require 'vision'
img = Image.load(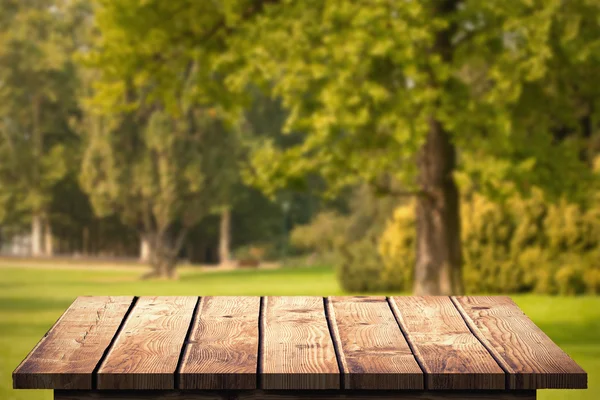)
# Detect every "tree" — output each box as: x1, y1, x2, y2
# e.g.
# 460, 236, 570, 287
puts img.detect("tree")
81, 0, 270, 272
0, 0, 83, 256
79, 99, 237, 277
83, 0, 599, 292
225, 0, 598, 294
